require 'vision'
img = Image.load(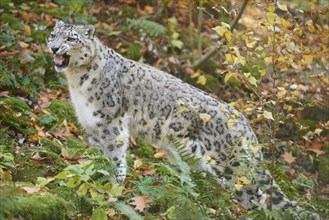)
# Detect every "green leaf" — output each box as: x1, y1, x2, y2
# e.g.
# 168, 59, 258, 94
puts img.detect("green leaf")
77, 183, 89, 196
248, 76, 257, 87
108, 184, 124, 196
66, 175, 81, 188
171, 39, 184, 49
263, 110, 274, 121
54, 170, 71, 179
66, 166, 84, 175
114, 202, 143, 220
90, 188, 104, 202
36, 177, 54, 186
92, 208, 107, 220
